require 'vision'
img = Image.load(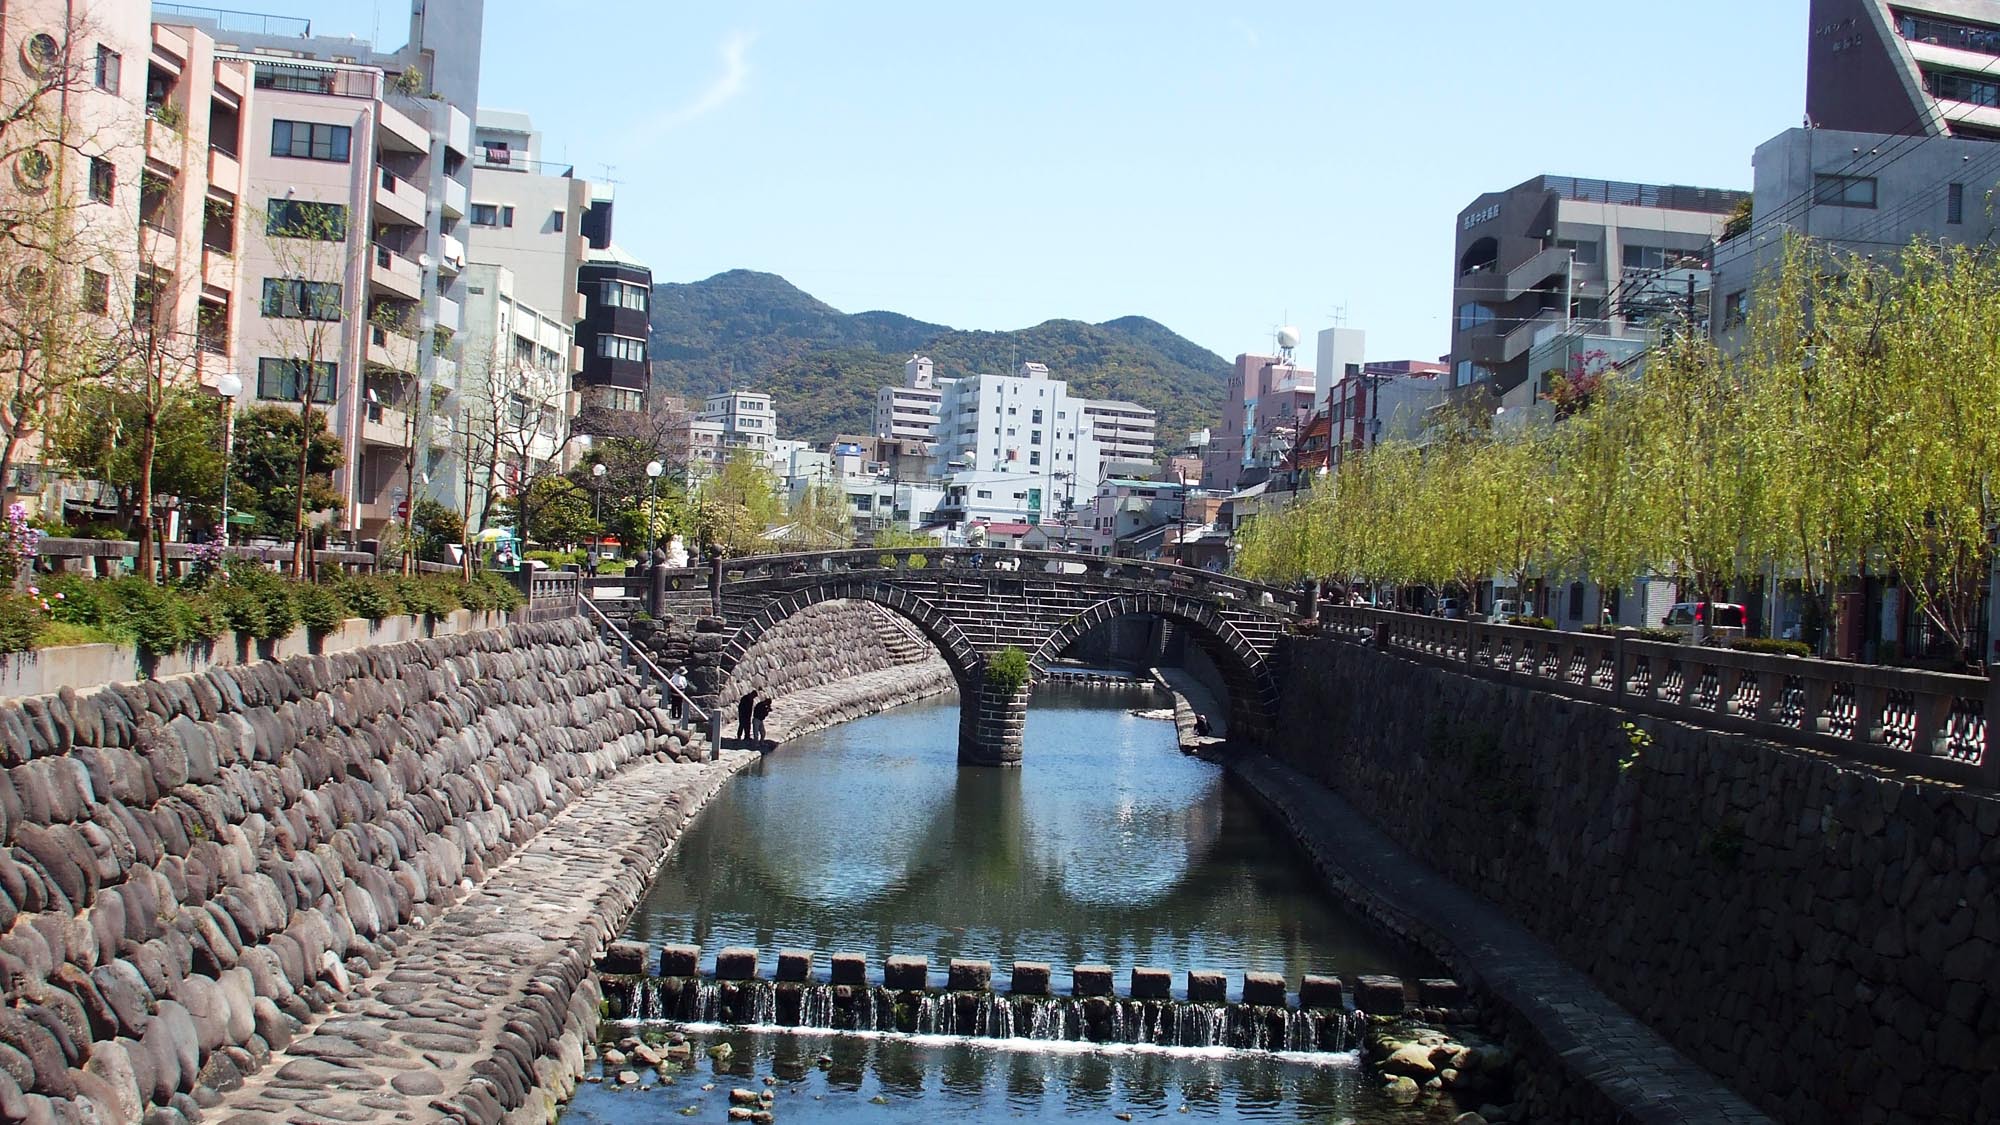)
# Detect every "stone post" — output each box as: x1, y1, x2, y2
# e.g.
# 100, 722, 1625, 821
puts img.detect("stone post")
959, 676, 1027, 766
650, 554, 668, 618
